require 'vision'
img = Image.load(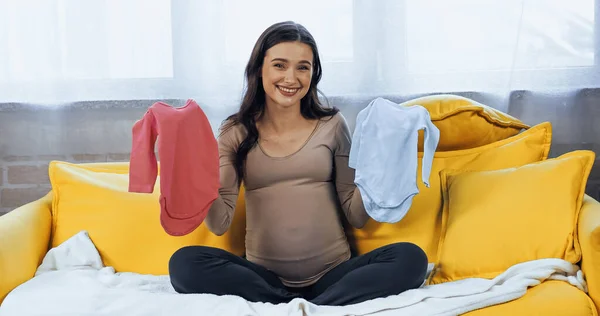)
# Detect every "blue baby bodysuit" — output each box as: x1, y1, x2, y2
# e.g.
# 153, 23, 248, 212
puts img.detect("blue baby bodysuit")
349, 97, 440, 223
